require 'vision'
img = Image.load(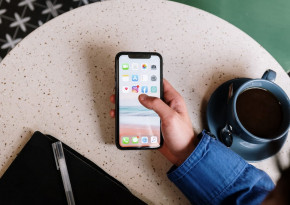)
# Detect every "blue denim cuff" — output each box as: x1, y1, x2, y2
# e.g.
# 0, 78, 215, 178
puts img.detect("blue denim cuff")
167, 130, 248, 204
167, 130, 212, 180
